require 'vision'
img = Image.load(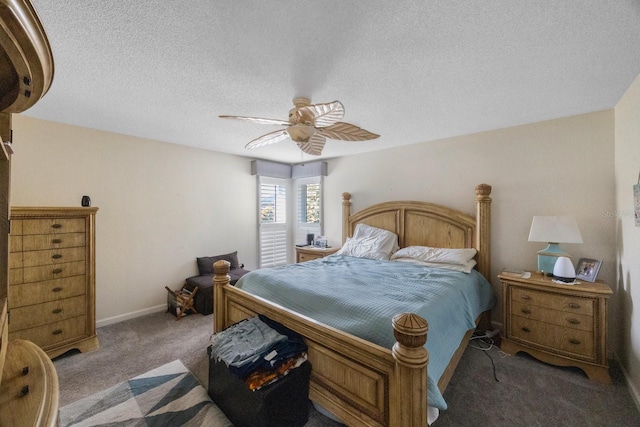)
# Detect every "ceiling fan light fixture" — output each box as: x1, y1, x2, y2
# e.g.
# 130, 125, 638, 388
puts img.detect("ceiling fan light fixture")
220, 98, 379, 156
287, 124, 316, 143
